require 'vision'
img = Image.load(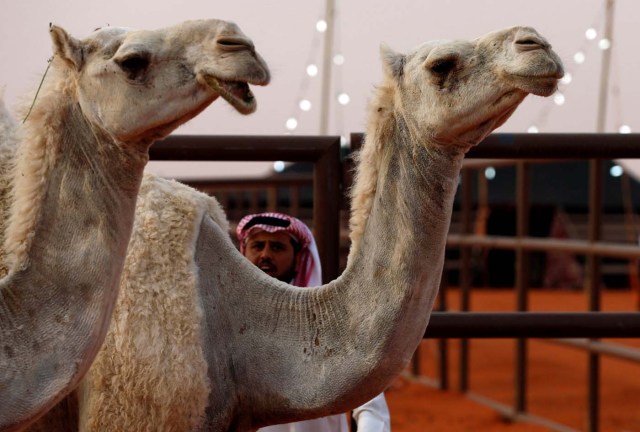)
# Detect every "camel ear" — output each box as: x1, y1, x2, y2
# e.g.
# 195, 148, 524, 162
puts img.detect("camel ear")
380, 44, 405, 80
50, 24, 85, 70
